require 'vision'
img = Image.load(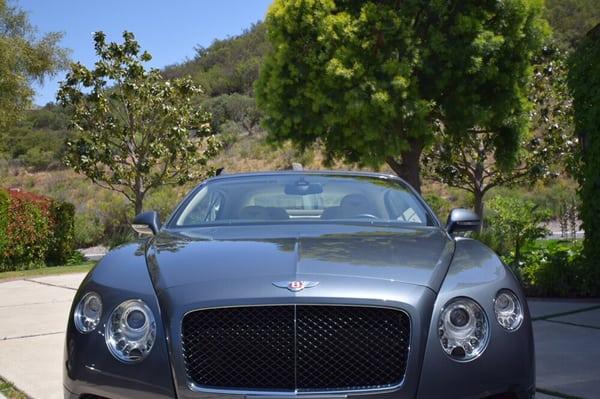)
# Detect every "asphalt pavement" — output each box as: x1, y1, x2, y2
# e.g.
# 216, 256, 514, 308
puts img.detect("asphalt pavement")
0, 273, 599, 399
